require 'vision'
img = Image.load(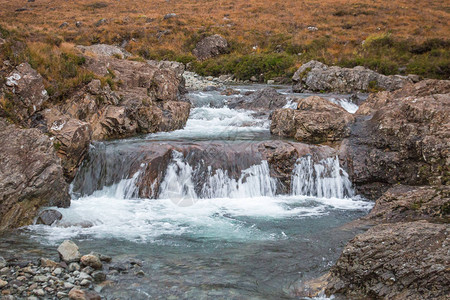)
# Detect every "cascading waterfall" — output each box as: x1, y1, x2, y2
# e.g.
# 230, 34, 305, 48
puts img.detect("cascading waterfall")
291, 155, 354, 199
158, 151, 278, 200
